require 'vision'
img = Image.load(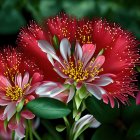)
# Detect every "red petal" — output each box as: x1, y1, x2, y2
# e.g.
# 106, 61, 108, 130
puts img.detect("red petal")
21, 110, 35, 119
31, 72, 43, 84
8, 116, 18, 130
